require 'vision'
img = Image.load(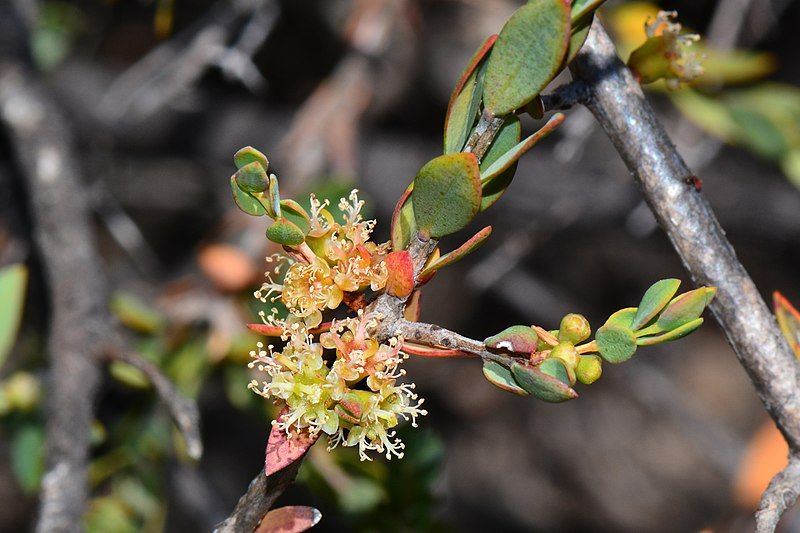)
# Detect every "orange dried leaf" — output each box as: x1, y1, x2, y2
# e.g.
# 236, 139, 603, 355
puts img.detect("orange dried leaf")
256, 506, 321, 533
